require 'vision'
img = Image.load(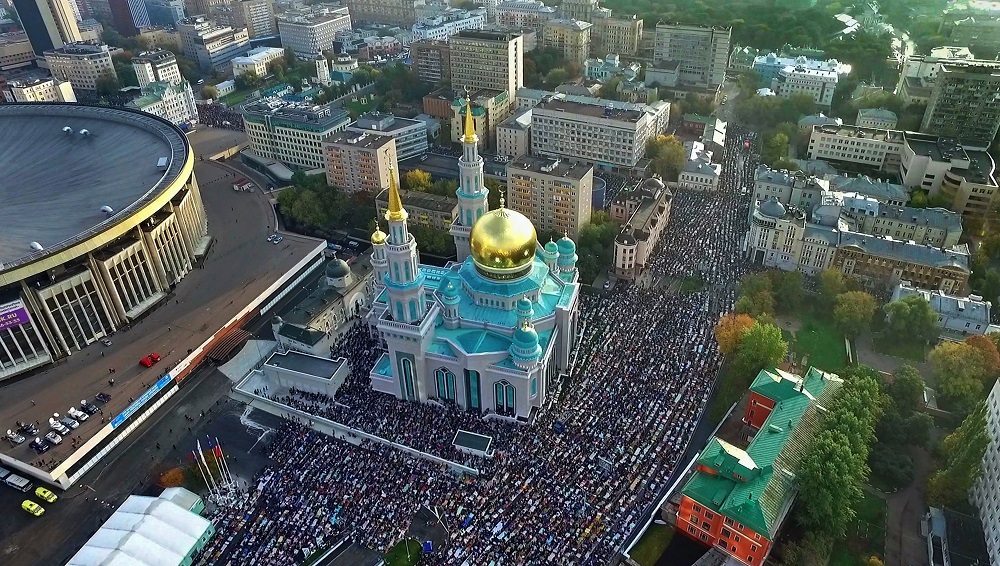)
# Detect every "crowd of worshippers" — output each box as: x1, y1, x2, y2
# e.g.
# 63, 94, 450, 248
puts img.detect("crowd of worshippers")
196, 127, 761, 565
197, 104, 245, 131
